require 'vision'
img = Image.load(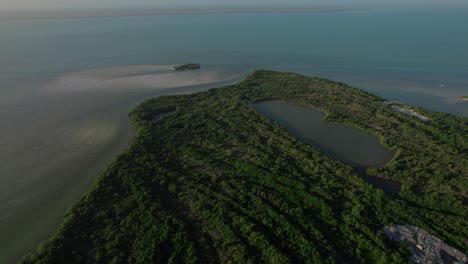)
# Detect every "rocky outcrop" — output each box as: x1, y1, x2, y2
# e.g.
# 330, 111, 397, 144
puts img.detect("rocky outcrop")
383, 101, 430, 122
383, 225, 467, 264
